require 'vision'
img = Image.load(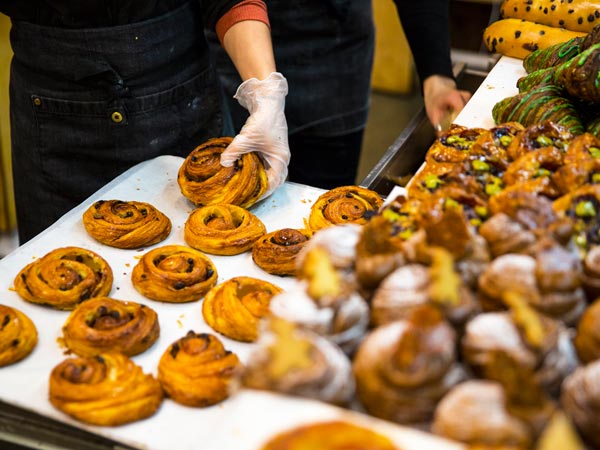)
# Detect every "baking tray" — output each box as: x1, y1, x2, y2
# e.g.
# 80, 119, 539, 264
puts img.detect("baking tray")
0, 155, 465, 450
